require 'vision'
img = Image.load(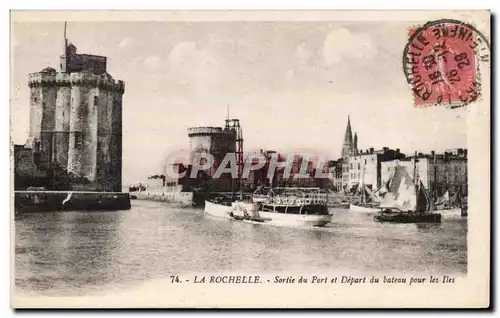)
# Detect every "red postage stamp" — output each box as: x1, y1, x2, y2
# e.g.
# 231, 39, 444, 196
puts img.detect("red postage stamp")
403, 19, 490, 108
